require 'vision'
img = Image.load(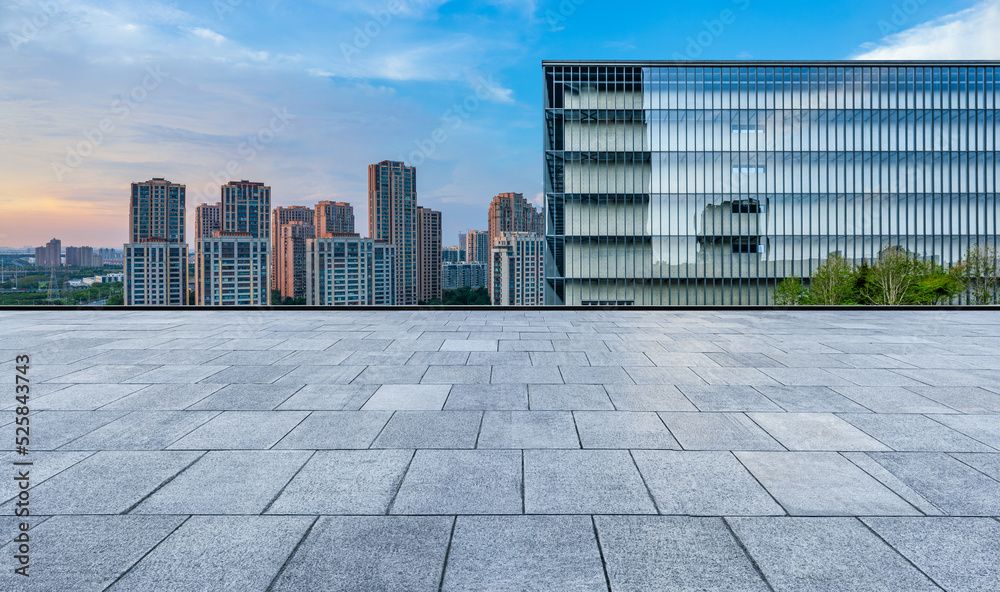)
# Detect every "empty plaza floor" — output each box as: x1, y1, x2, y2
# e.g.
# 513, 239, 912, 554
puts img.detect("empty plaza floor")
2, 308, 1000, 591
